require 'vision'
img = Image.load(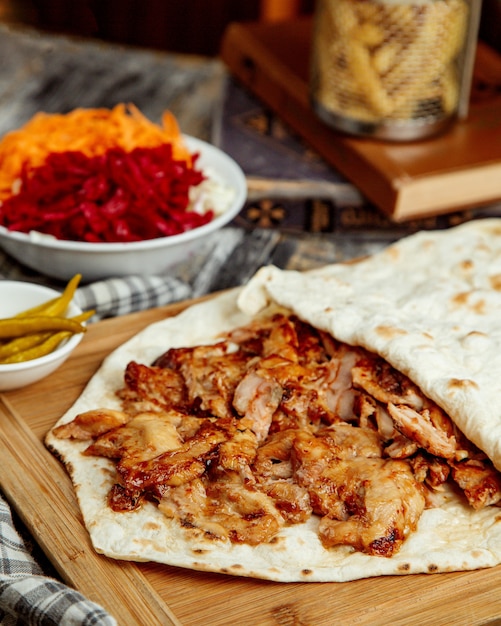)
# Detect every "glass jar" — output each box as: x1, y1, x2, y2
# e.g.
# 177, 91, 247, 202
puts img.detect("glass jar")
310, 0, 481, 141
